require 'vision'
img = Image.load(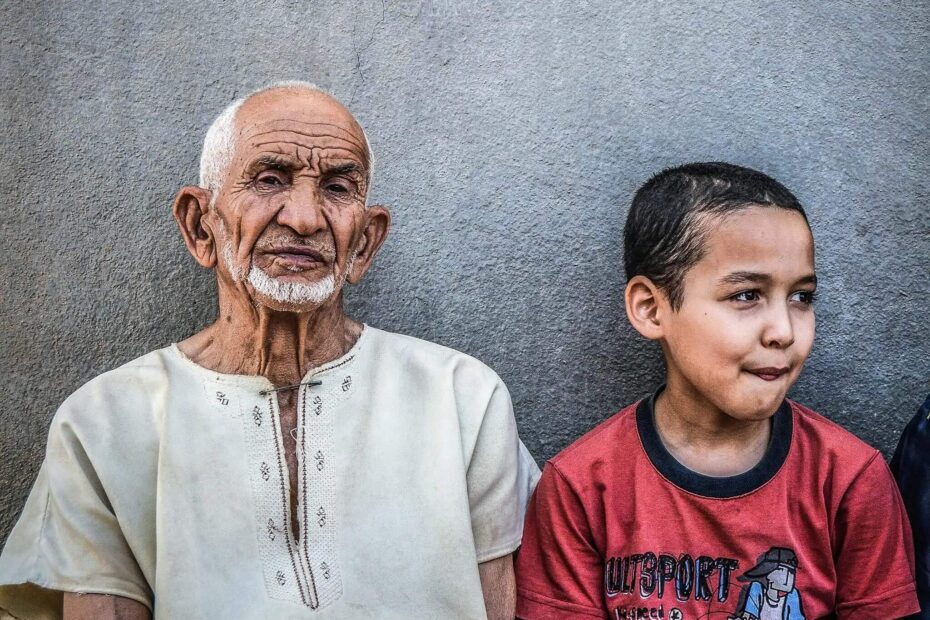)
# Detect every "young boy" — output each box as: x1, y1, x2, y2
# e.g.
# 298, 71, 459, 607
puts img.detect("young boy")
515, 163, 919, 619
